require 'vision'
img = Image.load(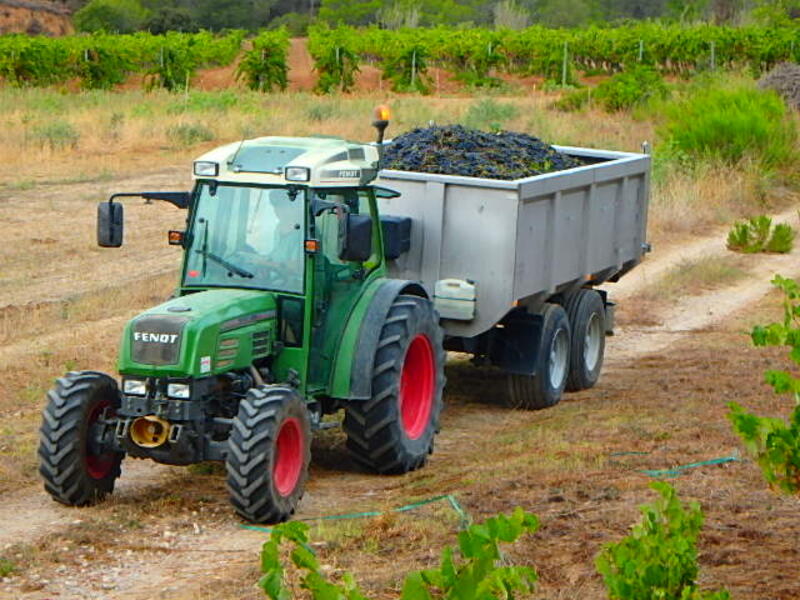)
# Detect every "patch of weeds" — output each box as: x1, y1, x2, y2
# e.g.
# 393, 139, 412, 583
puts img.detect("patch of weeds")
462, 98, 519, 131
4, 179, 35, 191
168, 90, 240, 114
727, 215, 795, 254
187, 462, 226, 476
305, 102, 338, 122
29, 120, 79, 150
0, 558, 16, 578
167, 122, 215, 147
646, 255, 748, 301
